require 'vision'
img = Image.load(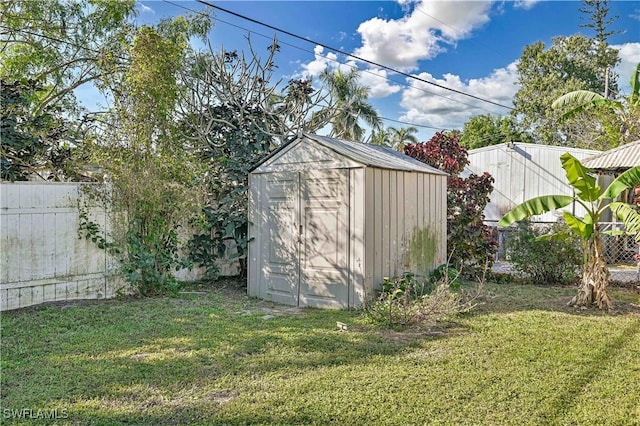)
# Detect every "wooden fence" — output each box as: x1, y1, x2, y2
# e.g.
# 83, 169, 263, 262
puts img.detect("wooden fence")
0, 182, 237, 311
